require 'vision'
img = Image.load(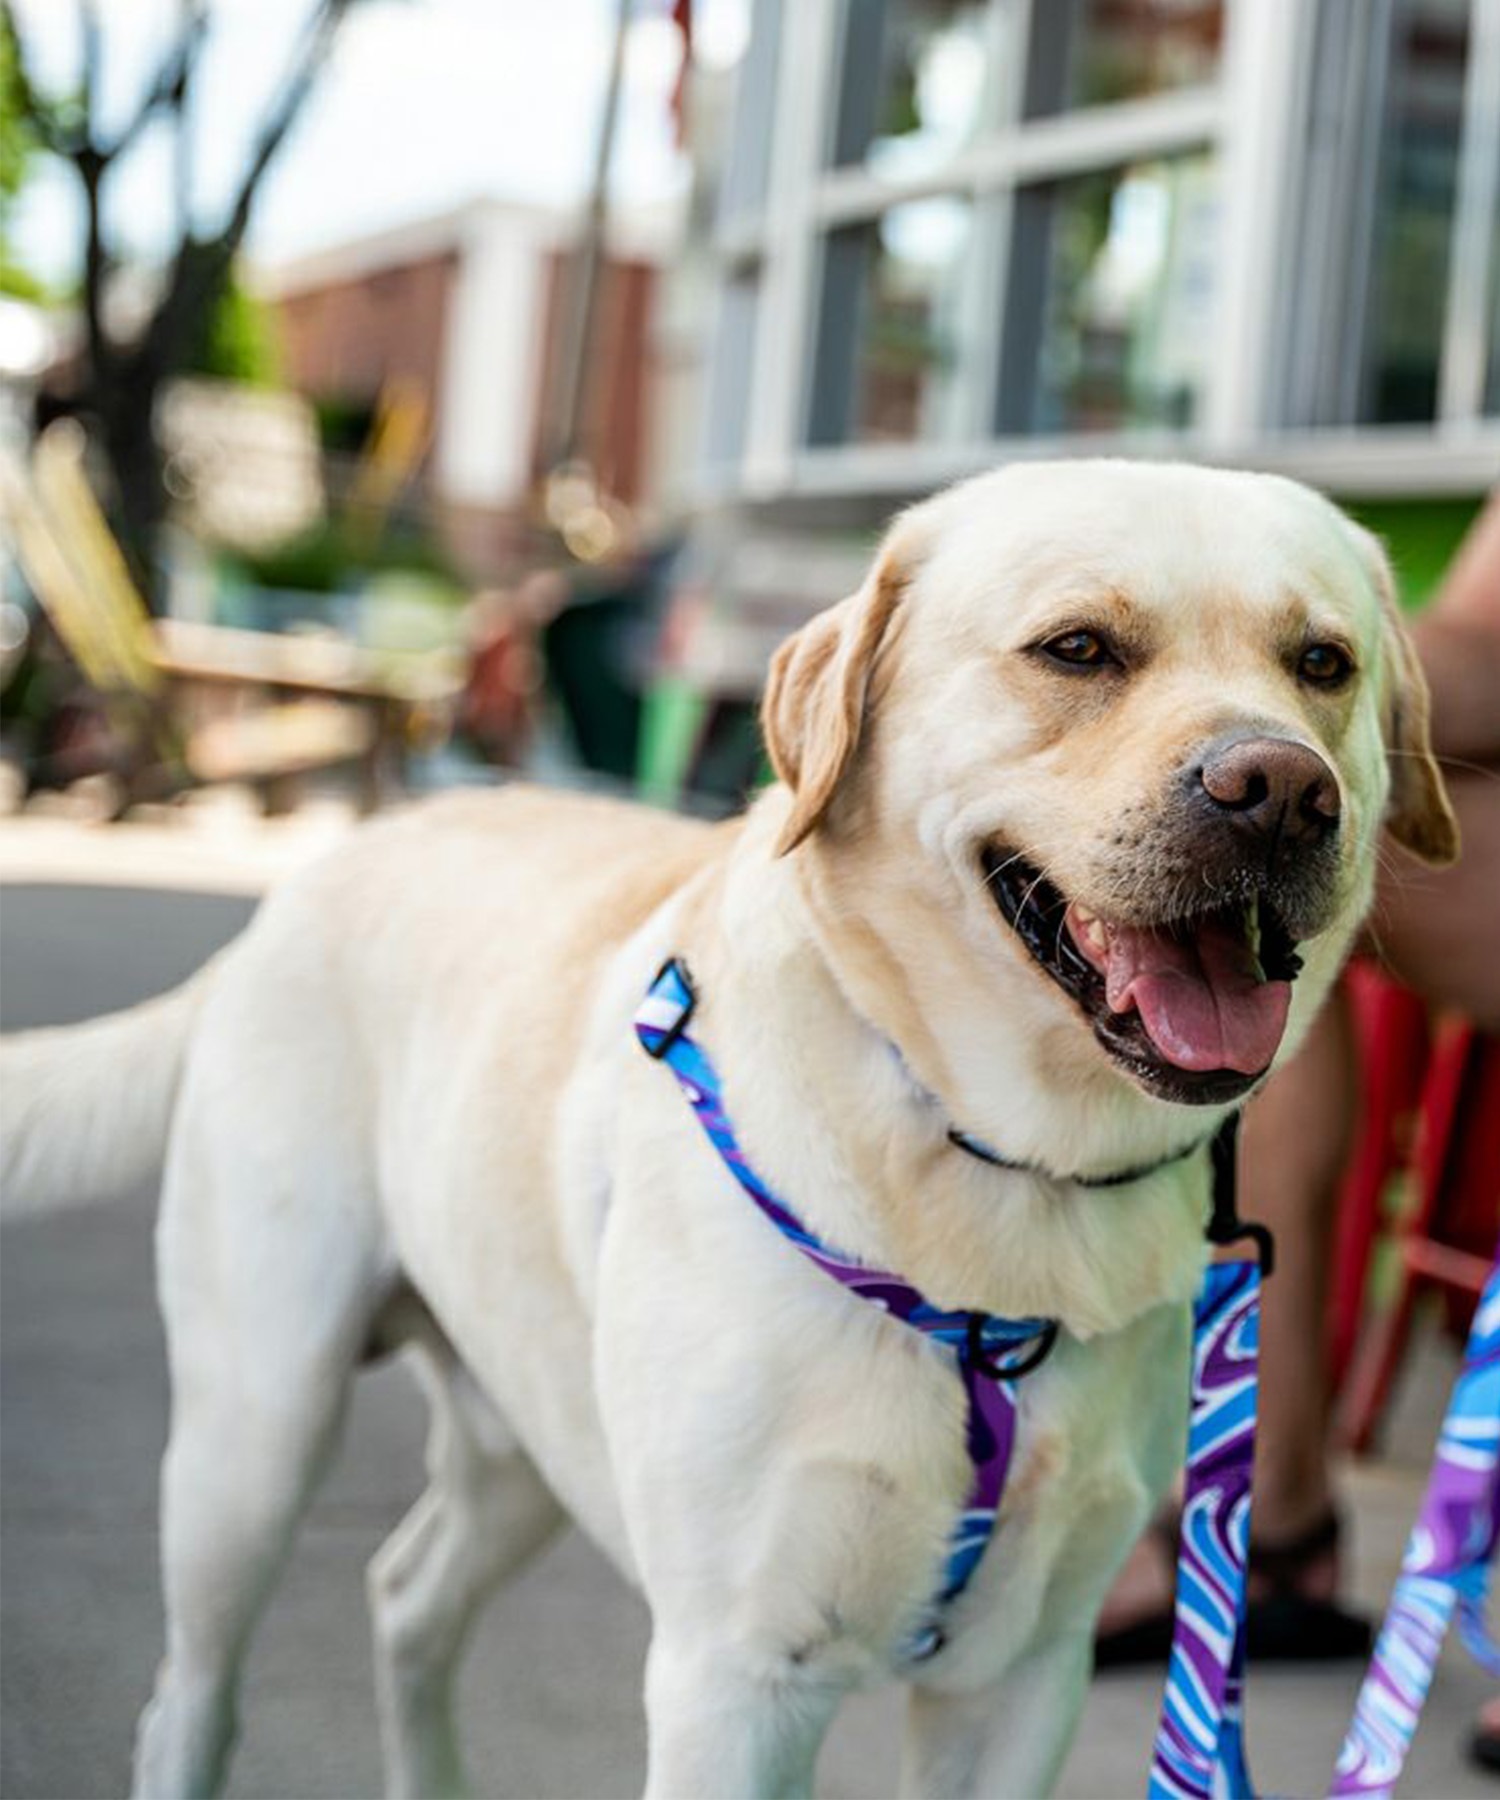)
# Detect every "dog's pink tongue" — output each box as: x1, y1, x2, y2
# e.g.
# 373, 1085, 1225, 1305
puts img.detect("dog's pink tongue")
1100, 917, 1291, 1074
